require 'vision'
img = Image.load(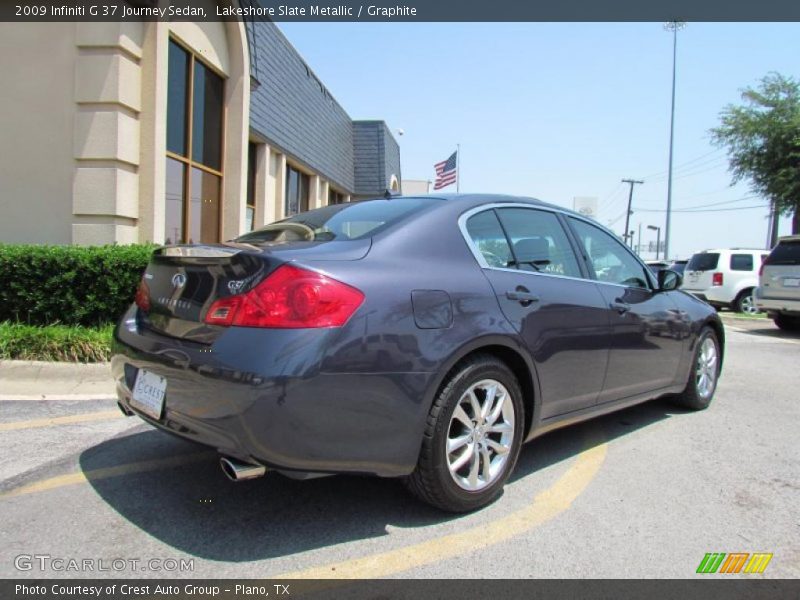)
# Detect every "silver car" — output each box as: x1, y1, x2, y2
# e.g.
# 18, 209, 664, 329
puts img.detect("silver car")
755, 235, 800, 330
